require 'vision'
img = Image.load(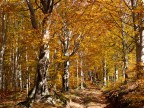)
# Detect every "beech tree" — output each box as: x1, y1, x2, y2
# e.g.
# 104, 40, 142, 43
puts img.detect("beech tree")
128, 0, 144, 78
18, 0, 60, 107
50, 0, 93, 91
